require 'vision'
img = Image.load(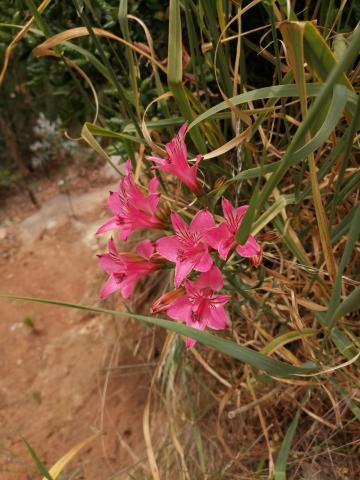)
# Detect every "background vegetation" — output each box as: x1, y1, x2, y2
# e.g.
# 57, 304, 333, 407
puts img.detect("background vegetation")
1, 0, 359, 478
